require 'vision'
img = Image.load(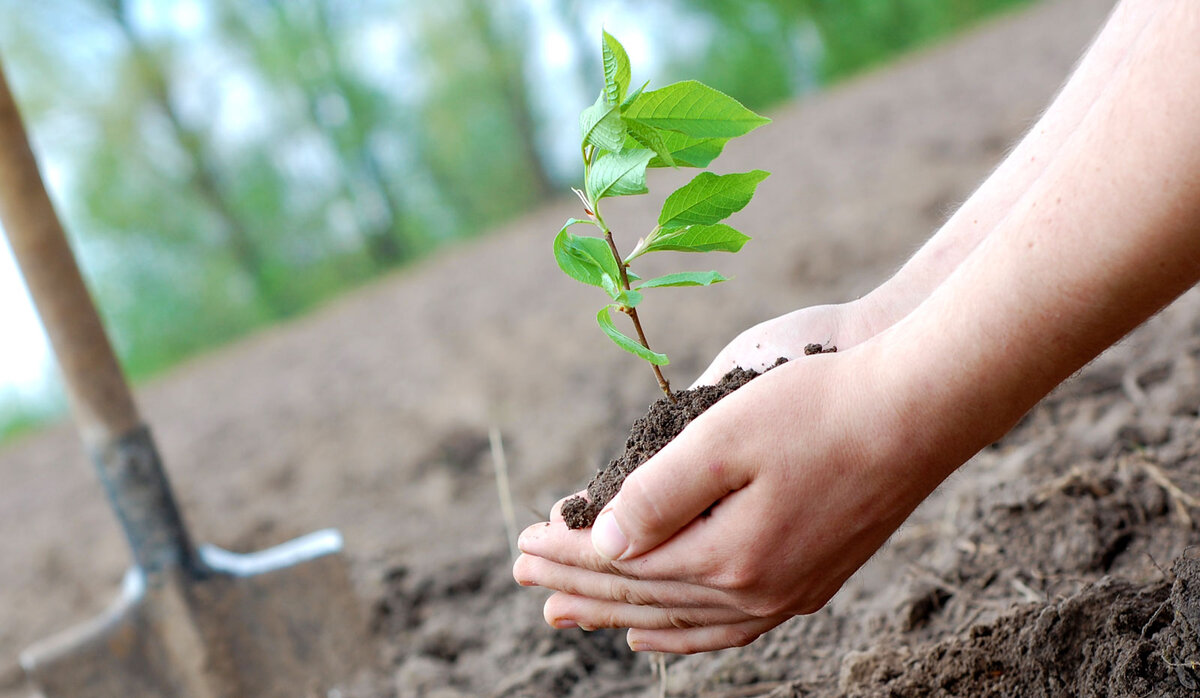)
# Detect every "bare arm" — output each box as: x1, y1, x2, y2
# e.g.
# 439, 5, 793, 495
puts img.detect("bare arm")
860, 0, 1163, 331
890, 0, 1200, 470
515, 0, 1200, 654
694, 0, 1162, 386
